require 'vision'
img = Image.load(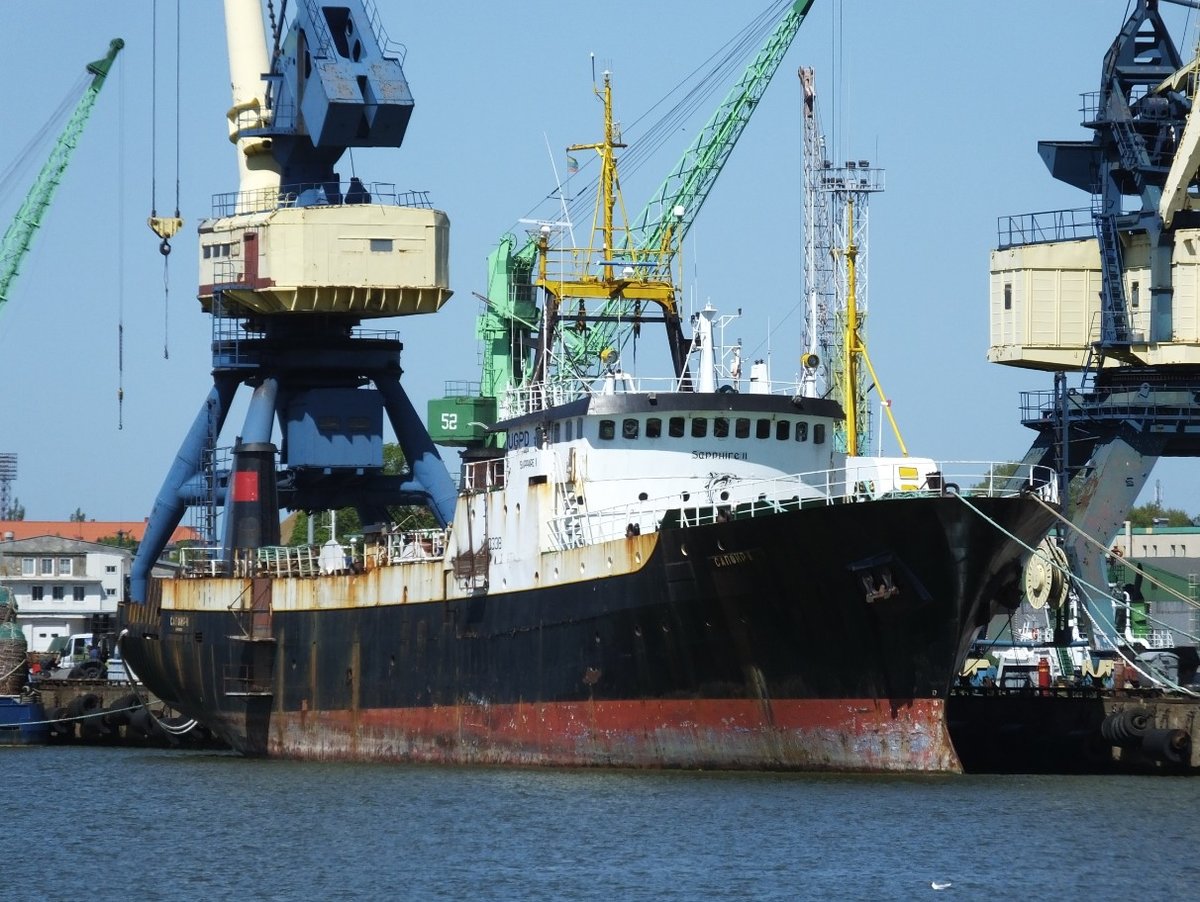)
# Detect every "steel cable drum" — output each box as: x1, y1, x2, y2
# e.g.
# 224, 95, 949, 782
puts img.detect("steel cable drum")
1023, 538, 1068, 610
